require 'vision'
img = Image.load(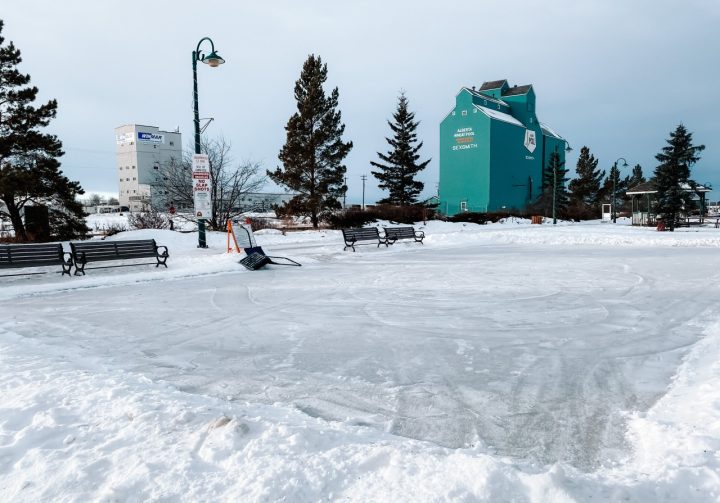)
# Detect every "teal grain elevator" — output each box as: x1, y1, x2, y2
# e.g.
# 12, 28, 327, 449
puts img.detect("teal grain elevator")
439, 79, 568, 216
